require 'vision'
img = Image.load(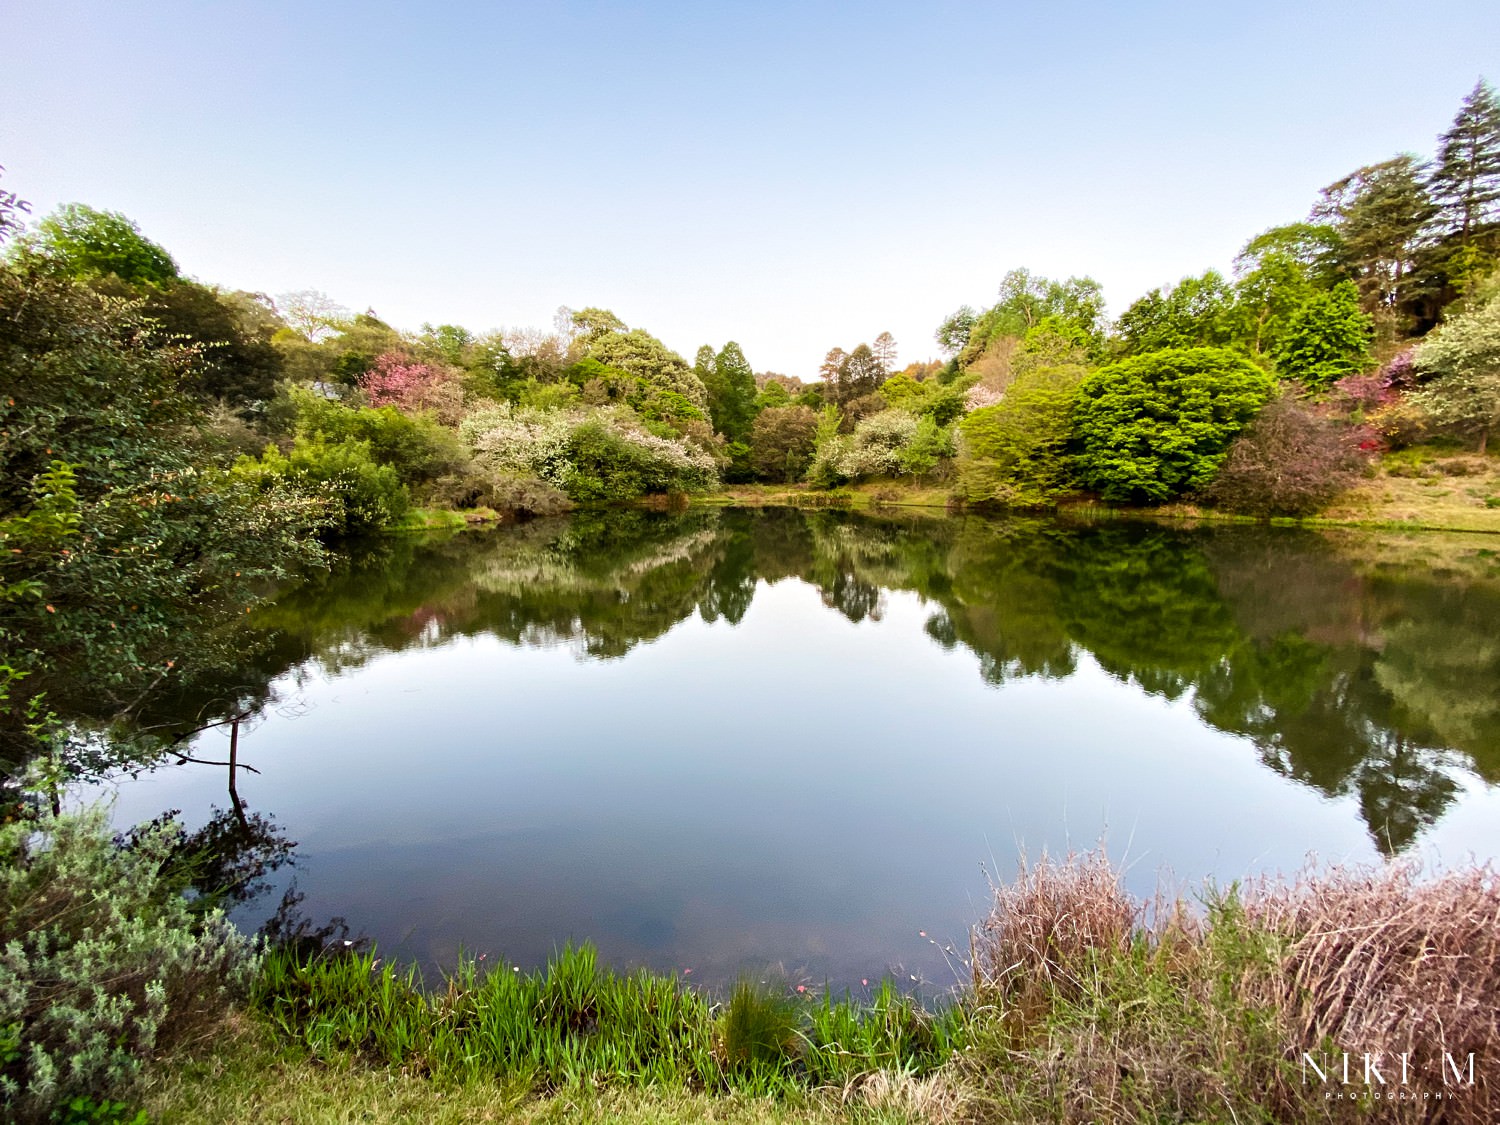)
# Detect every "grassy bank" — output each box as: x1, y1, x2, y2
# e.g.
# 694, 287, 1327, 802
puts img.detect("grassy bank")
119, 854, 1499, 1125
703, 445, 1500, 535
